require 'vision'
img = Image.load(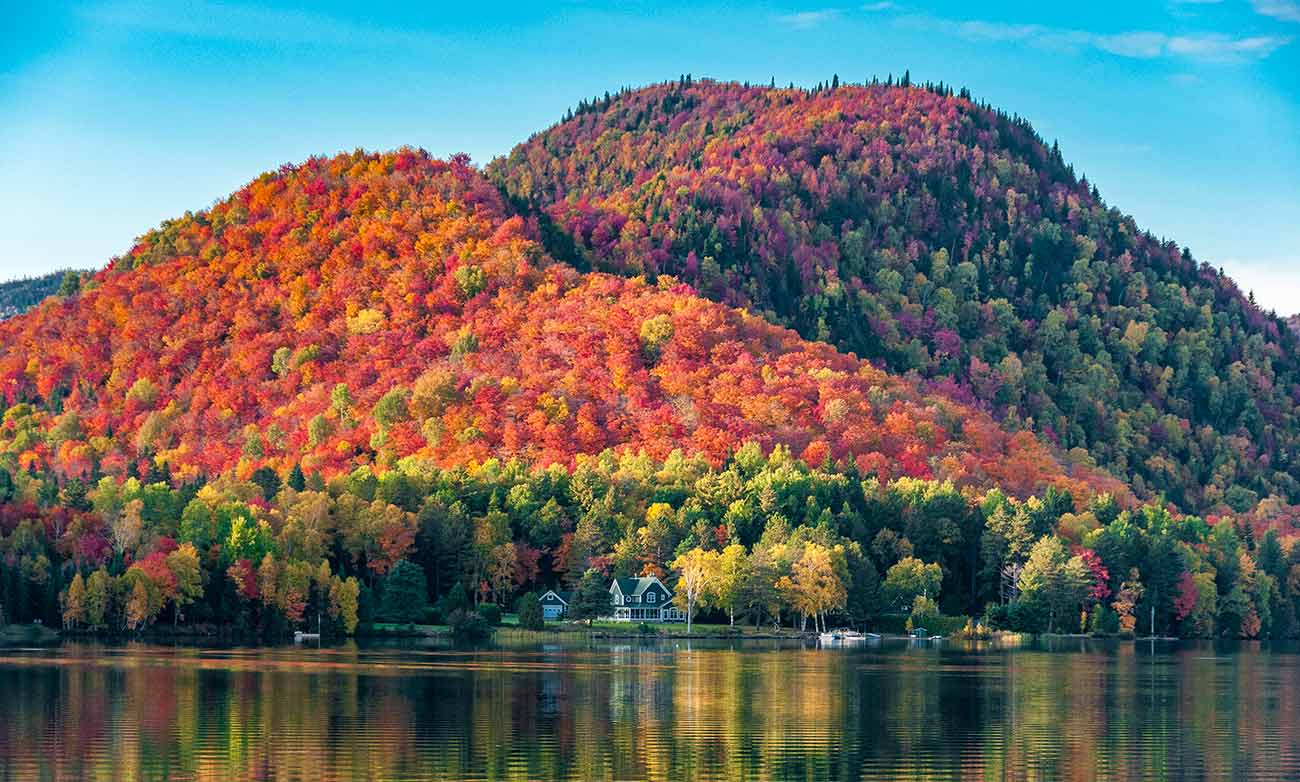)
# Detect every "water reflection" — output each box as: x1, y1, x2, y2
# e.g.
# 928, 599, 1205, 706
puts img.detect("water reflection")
1, 640, 1299, 780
